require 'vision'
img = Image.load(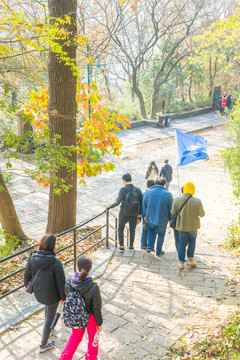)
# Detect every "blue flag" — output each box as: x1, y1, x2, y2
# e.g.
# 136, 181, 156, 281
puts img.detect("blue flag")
175, 128, 209, 166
